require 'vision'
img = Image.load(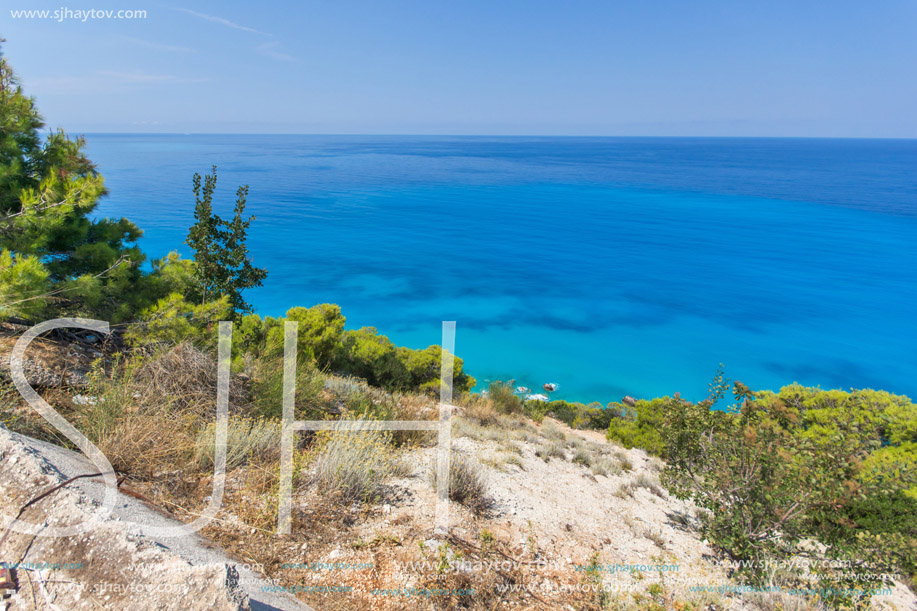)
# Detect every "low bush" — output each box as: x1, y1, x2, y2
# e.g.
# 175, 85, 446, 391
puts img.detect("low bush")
194, 415, 281, 470
76, 356, 198, 478
311, 423, 400, 503
429, 451, 490, 515
572, 447, 593, 467
251, 358, 326, 420
540, 420, 566, 442
332, 326, 475, 395
526, 399, 615, 431
635, 472, 666, 498
487, 380, 522, 414
133, 342, 249, 414
126, 293, 232, 350
605, 398, 667, 455
590, 457, 620, 477
659, 369, 917, 608
535, 441, 566, 461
